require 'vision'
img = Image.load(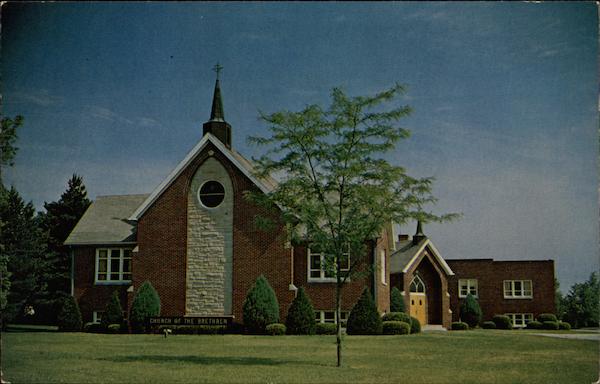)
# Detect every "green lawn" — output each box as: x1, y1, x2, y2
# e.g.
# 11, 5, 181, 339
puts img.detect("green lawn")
1, 329, 598, 384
